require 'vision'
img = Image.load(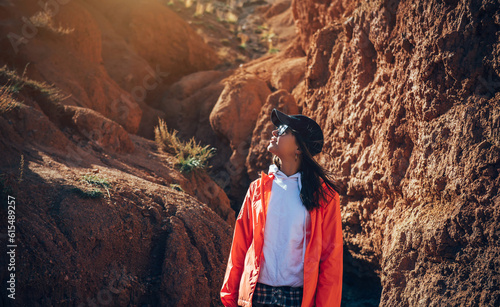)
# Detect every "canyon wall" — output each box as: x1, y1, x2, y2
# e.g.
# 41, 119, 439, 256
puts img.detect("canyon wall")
292, 0, 500, 305
1, 0, 499, 306
0, 1, 232, 305
204, 0, 500, 305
